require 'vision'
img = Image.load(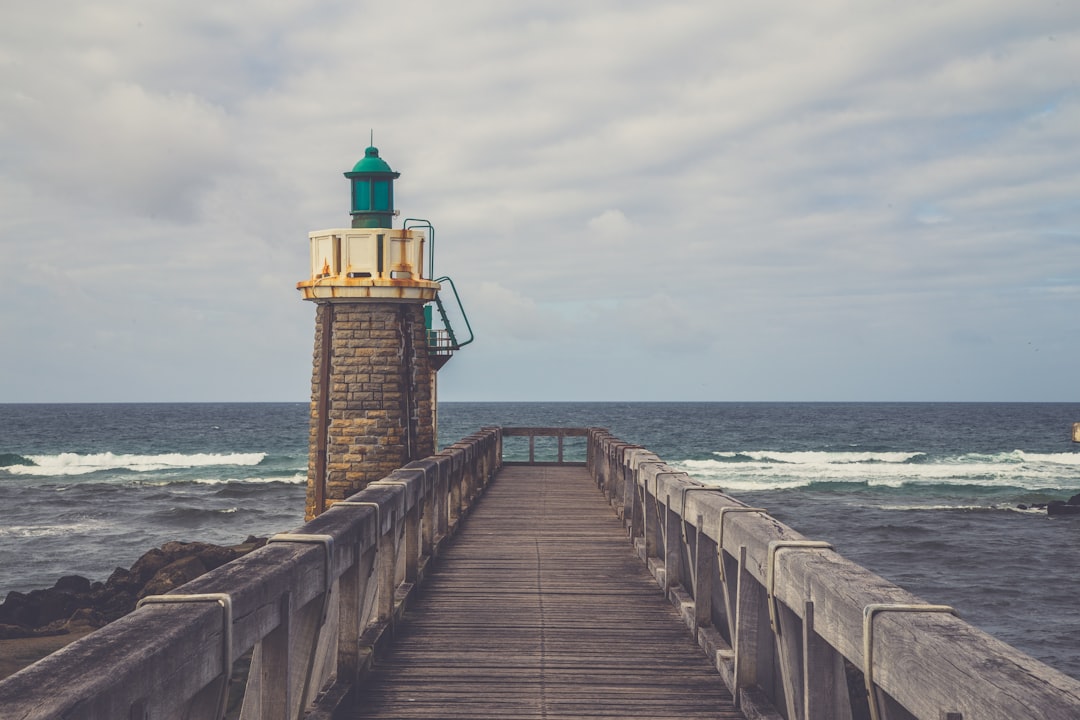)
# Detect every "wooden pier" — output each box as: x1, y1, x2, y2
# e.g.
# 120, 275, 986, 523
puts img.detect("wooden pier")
3, 427, 1080, 720
354, 464, 739, 719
